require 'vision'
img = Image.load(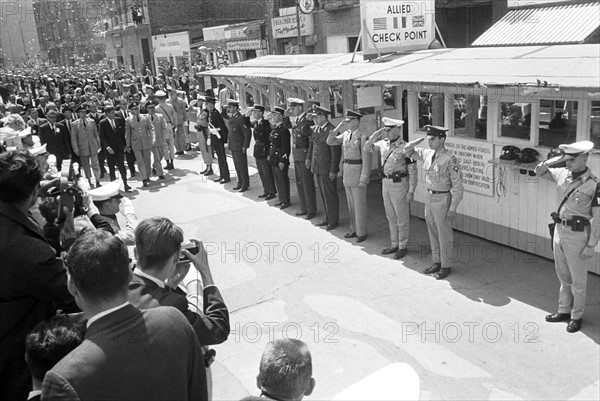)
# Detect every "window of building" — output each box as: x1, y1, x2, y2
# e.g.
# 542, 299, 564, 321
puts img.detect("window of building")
454, 94, 487, 139
499, 102, 532, 140
383, 86, 396, 110
590, 101, 600, 149
418, 92, 444, 131
538, 100, 578, 148
348, 36, 361, 52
